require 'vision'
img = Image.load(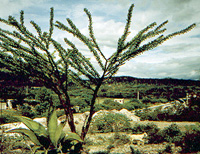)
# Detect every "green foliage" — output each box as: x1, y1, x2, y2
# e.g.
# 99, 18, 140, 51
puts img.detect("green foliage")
6, 110, 83, 153
96, 99, 123, 111
130, 146, 142, 154
71, 97, 90, 112
18, 103, 38, 118
181, 124, 200, 153
90, 113, 131, 133
0, 86, 28, 102
0, 110, 21, 124
92, 151, 110, 154
113, 133, 131, 145
0, 133, 31, 154
162, 124, 183, 144
142, 97, 168, 104
163, 143, 173, 153
136, 97, 200, 121
123, 98, 145, 110
130, 123, 183, 145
